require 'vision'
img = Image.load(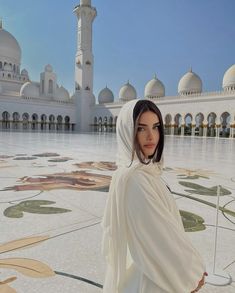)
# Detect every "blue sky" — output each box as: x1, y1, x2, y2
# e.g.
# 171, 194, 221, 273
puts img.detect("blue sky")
1, 0, 235, 100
